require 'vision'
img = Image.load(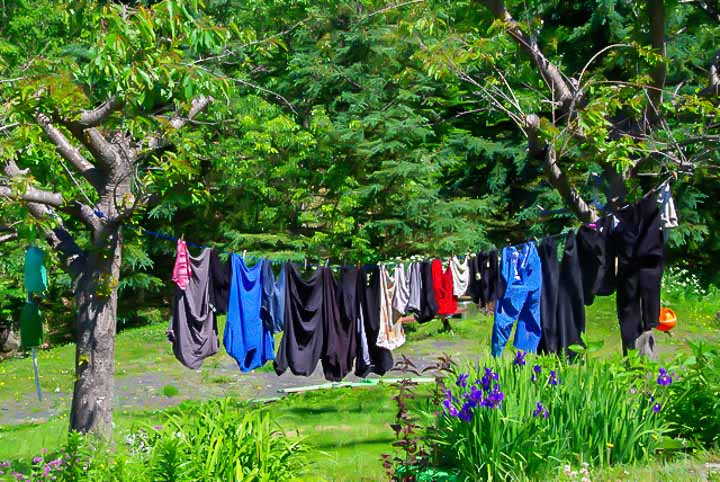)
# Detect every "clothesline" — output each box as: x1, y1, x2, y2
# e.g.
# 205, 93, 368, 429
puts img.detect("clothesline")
135, 175, 675, 269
